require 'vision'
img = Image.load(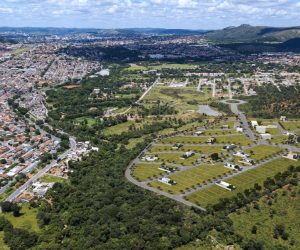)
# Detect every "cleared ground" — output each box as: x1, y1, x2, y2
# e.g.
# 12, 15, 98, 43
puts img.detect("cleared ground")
186, 158, 296, 207
149, 164, 232, 195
